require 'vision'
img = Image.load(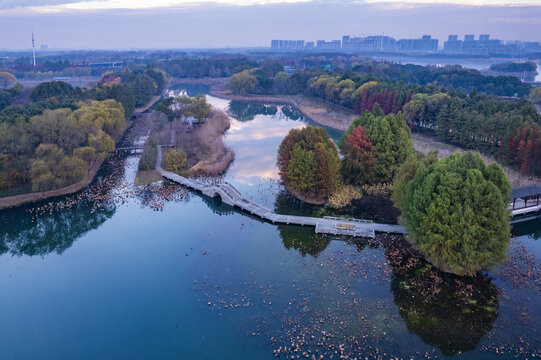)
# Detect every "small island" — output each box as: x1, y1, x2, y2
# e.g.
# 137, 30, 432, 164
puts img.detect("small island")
136, 93, 234, 185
